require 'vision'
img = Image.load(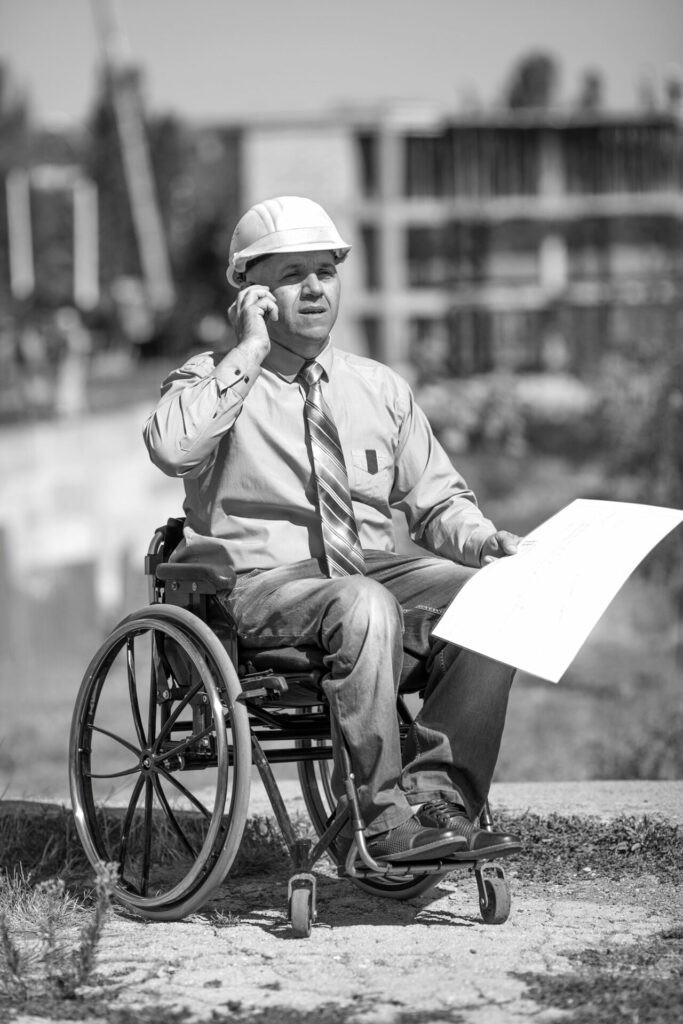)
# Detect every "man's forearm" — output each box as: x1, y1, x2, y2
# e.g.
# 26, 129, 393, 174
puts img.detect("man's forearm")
143, 345, 262, 477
